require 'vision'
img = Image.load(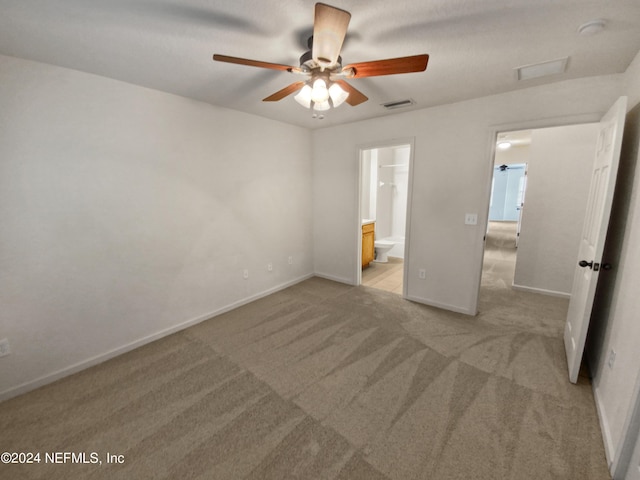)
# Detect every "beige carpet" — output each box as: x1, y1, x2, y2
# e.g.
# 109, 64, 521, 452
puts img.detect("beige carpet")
0, 227, 610, 479
482, 221, 518, 291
